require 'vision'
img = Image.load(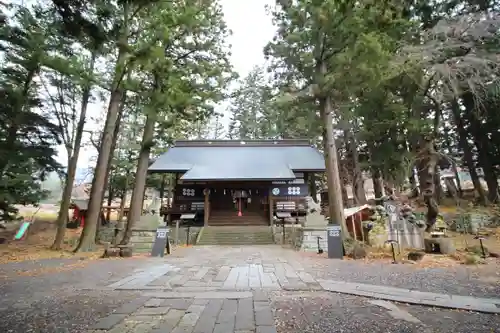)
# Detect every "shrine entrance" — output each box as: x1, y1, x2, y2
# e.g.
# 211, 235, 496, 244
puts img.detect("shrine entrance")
233, 189, 248, 216
204, 185, 268, 225
208, 186, 267, 215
